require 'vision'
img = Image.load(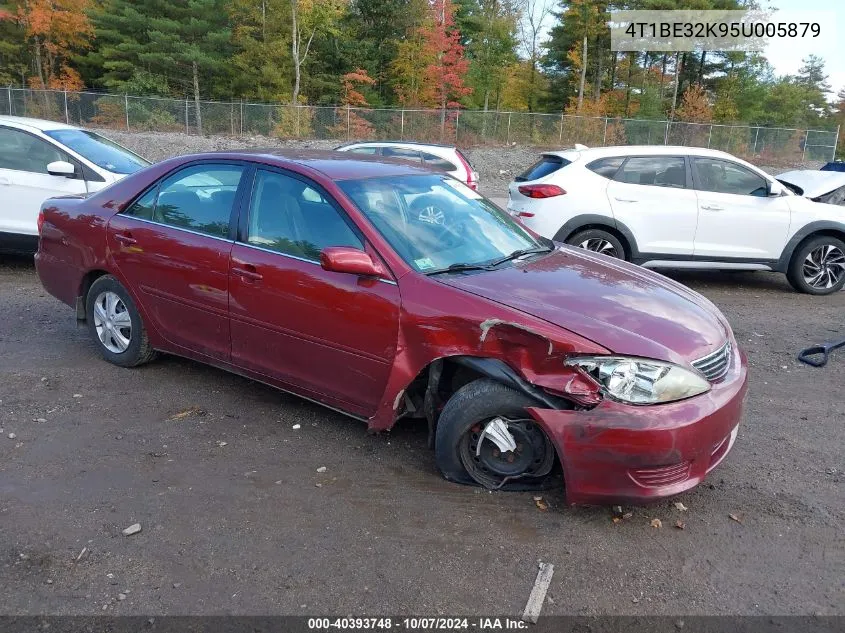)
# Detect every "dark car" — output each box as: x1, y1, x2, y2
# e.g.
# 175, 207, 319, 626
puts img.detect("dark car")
35, 150, 748, 505
820, 161, 845, 172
